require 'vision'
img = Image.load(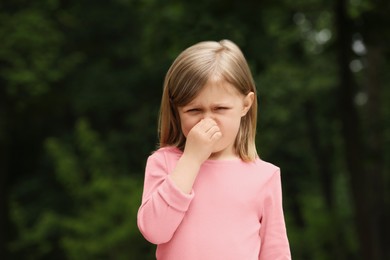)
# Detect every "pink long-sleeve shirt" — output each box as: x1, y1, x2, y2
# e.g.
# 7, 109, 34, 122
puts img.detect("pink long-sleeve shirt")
137, 147, 291, 260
